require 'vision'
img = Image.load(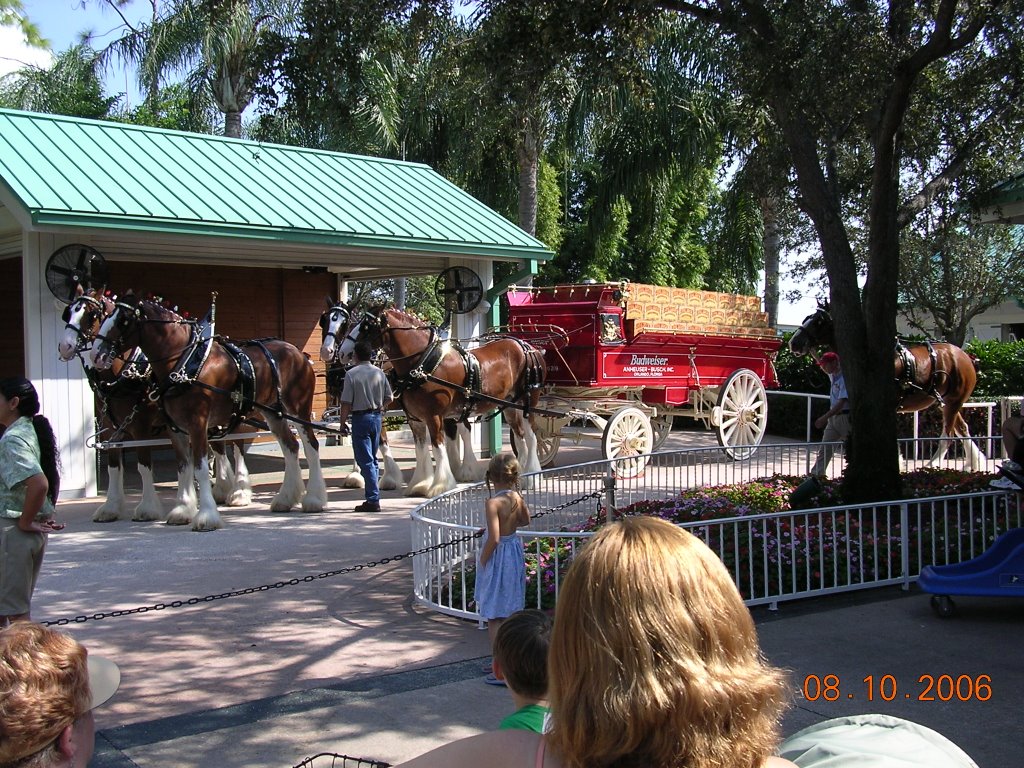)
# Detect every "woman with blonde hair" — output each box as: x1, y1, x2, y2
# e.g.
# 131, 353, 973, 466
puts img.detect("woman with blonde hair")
398, 515, 794, 768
